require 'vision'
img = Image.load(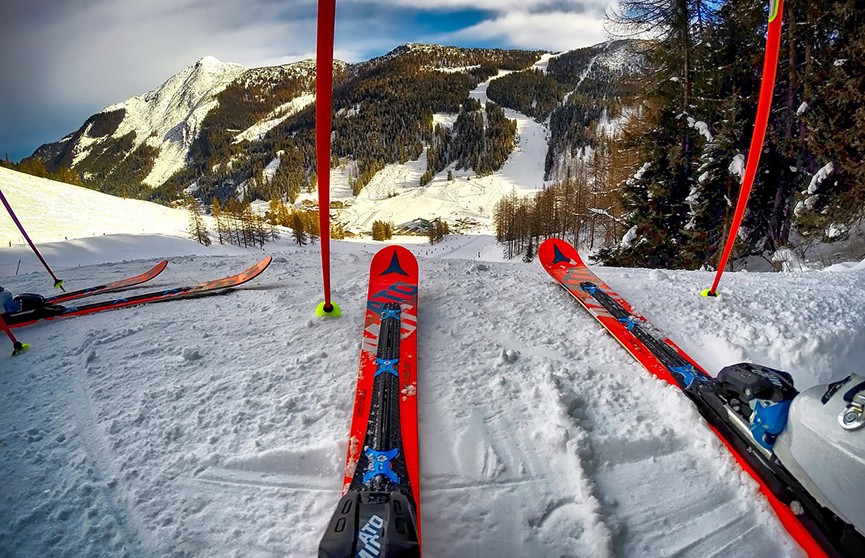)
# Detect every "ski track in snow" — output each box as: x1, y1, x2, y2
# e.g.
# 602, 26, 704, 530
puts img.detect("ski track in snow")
3, 239, 858, 556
